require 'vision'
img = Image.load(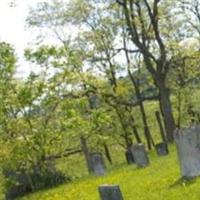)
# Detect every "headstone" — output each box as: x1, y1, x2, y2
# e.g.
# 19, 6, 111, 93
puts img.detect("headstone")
98, 184, 124, 200
155, 142, 169, 156
90, 152, 106, 175
125, 149, 134, 164
131, 143, 149, 167
174, 126, 200, 178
